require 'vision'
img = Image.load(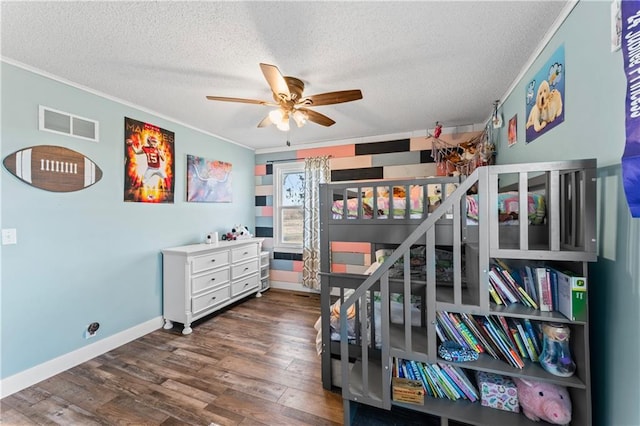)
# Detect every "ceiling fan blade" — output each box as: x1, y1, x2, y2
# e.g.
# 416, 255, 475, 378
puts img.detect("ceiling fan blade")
299, 108, 336, 127
302, 89, 363, 106
206, 95, 276, 106
259, 63, 291, 100
257, 115, 272, 128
